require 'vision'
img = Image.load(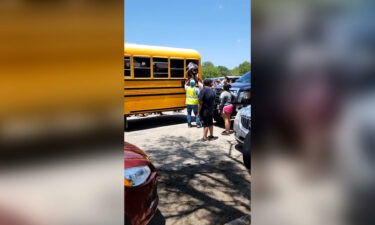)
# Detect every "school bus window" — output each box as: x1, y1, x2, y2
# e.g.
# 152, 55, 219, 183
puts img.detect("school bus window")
124, 56, 131, 77
170, 59, 184, 78
186, 59, 199, 67
153, 58, 168, 78
134, 57, 151, 78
